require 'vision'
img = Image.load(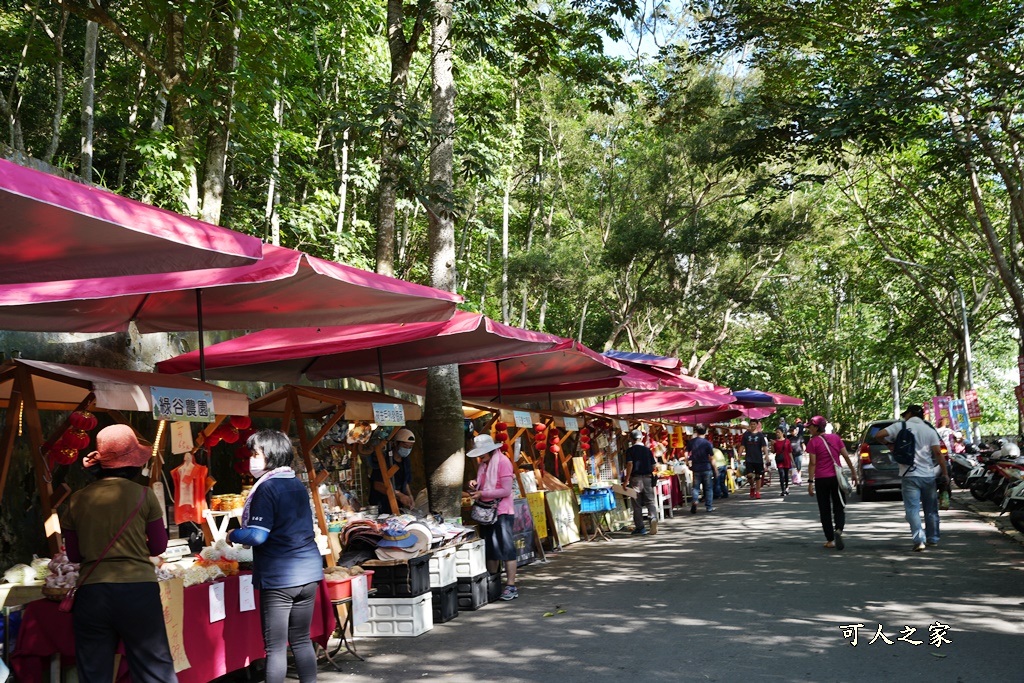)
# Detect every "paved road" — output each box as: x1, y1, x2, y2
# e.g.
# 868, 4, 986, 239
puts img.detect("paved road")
313, 485, 1023, 683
